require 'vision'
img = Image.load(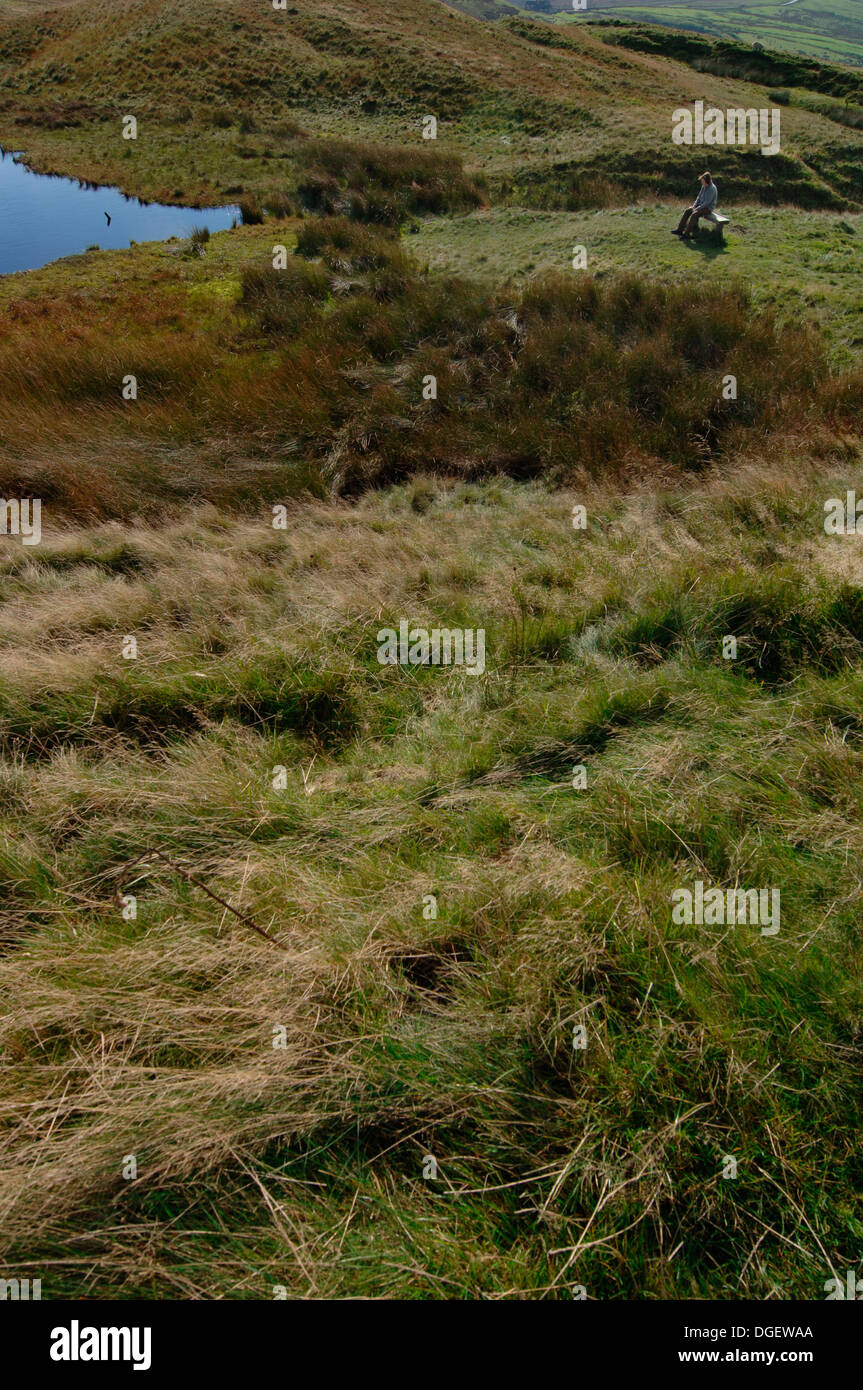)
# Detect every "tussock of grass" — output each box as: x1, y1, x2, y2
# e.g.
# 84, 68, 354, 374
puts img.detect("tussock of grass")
4, 214, 856, 517
292, 138, 486, 223
607, 572, 863, 684
1, 462, 862, 1297
244, 220, 841, 492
